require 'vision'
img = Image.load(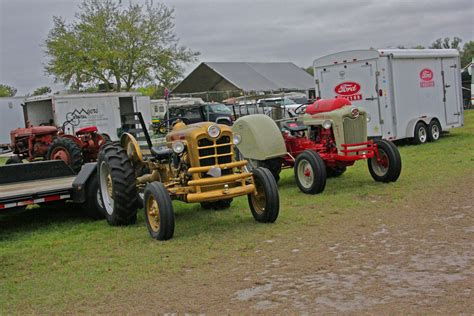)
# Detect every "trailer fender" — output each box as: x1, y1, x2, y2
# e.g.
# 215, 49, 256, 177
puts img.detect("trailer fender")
405, 117, 434, 138
232, 114, 286, 161
72, 163, 98, 203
